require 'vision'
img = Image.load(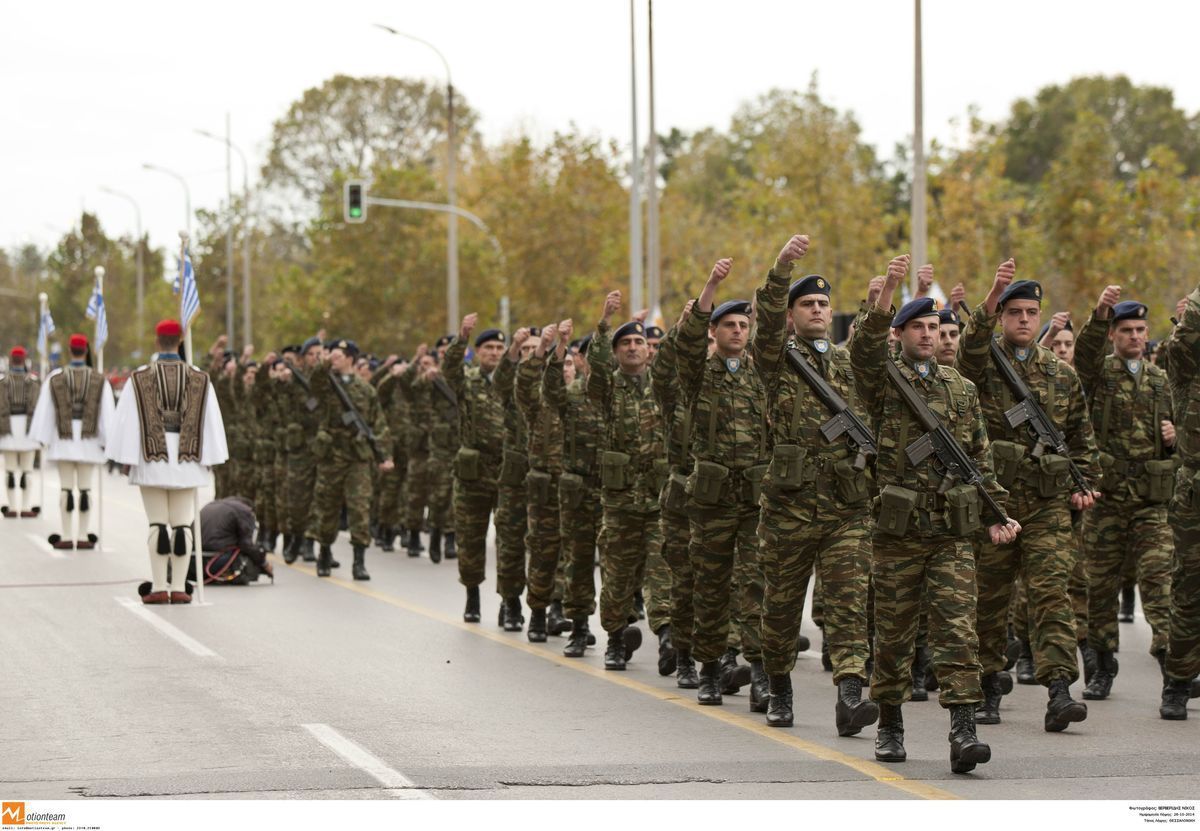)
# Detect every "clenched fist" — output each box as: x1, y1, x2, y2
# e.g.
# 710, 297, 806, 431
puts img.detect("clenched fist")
777, 234, 810, 266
